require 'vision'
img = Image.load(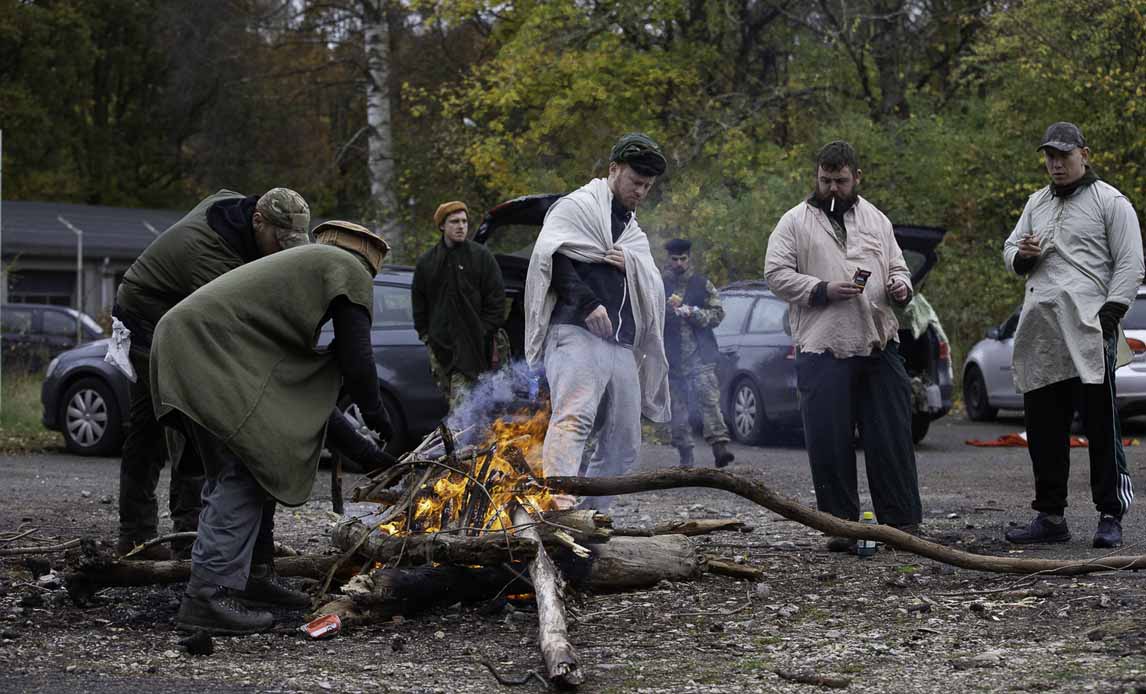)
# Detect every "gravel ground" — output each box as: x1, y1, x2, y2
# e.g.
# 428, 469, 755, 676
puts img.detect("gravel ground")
3, 415, 1146, 693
